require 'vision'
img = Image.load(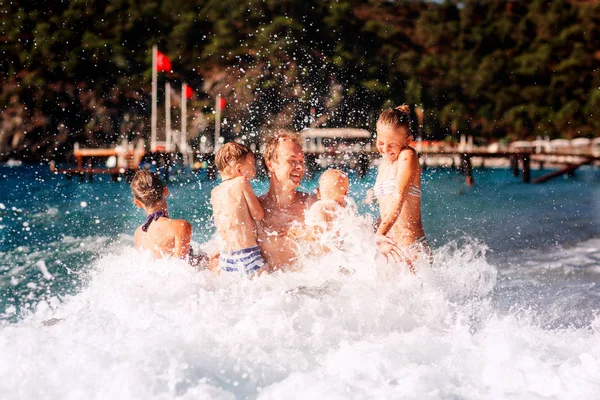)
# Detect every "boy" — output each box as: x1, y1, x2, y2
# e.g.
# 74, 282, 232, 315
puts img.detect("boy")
211, 142, 266, 275
131, 170, 205, 267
